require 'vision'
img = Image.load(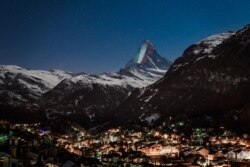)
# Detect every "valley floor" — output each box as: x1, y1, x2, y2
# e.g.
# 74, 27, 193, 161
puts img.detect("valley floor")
1, 121, 250, 167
